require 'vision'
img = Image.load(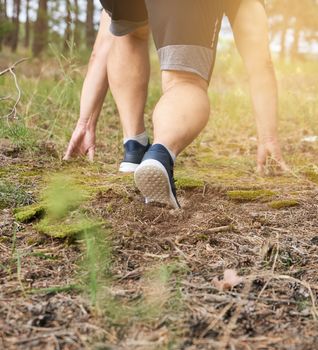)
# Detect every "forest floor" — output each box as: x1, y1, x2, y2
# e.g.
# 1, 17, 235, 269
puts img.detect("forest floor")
0, 51, 318, 349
